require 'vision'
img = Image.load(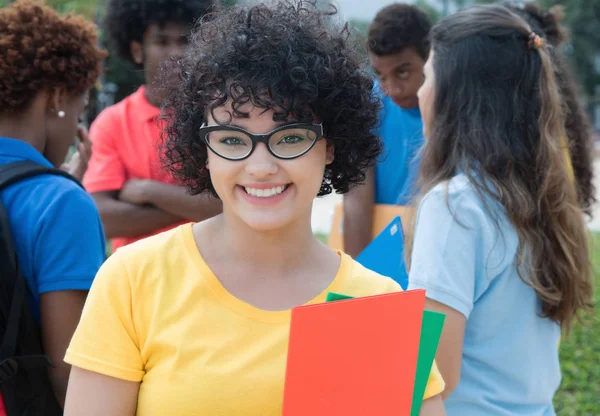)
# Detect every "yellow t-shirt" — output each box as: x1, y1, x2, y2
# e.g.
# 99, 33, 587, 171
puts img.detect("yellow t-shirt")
65, 224, 444, 415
